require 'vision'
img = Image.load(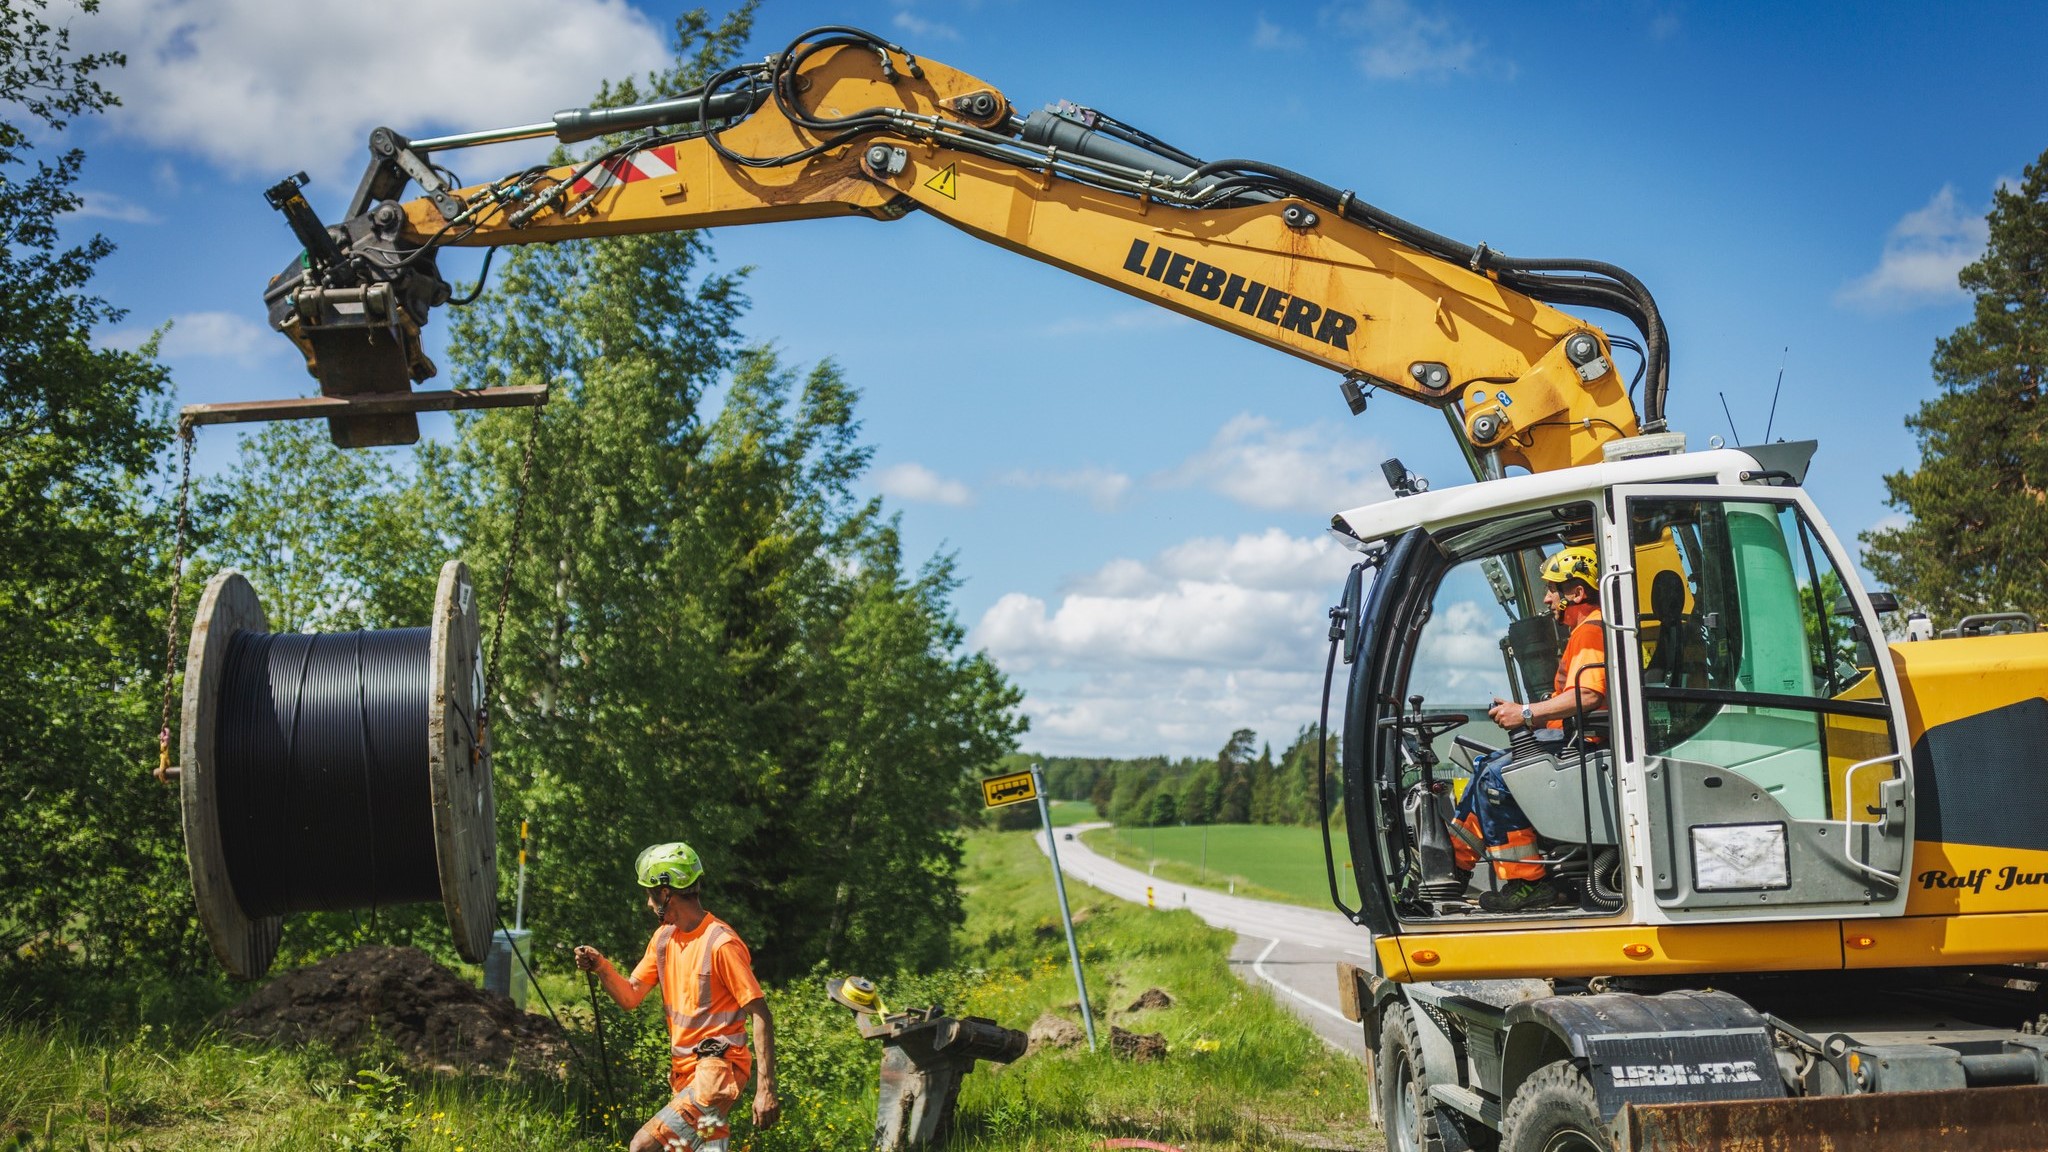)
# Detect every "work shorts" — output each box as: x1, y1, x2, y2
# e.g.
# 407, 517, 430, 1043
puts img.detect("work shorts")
644, 1045, 750, 1151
